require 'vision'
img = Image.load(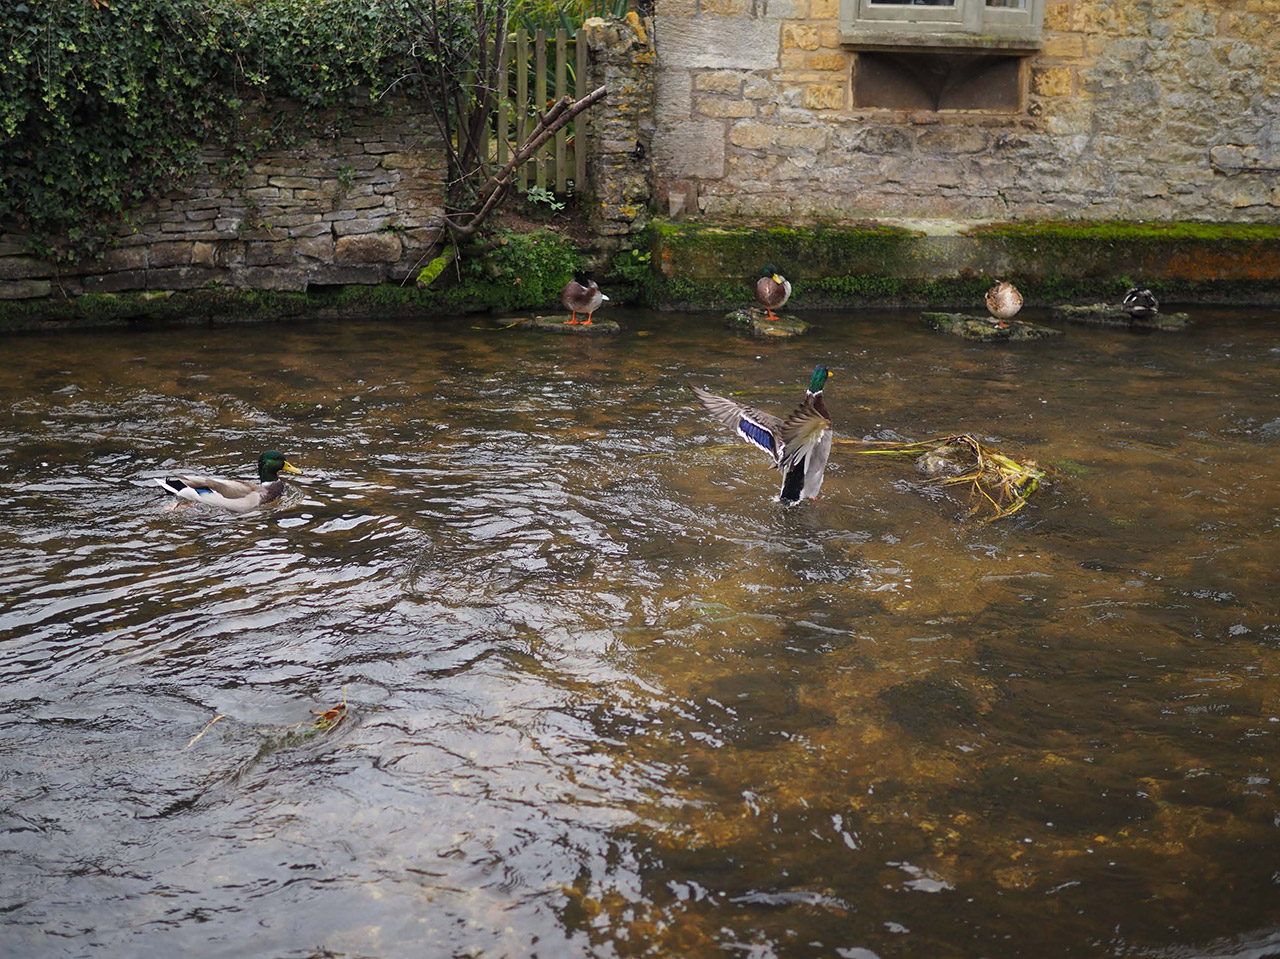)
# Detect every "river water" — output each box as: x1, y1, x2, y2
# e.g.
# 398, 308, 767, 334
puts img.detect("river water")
0, 307, 1277, 959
